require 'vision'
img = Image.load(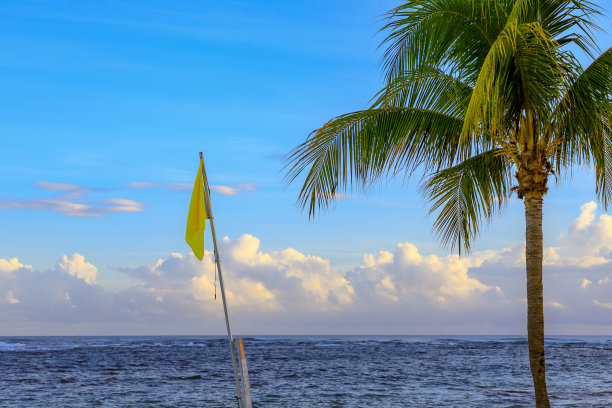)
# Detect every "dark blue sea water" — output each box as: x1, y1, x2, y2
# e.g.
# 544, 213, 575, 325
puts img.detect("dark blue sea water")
1, 336, 611, 407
